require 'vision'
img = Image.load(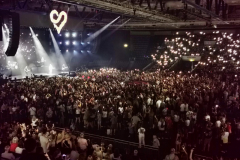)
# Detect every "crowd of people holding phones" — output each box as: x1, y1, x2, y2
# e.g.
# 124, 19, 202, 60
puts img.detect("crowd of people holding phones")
0, 65, 240, 160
